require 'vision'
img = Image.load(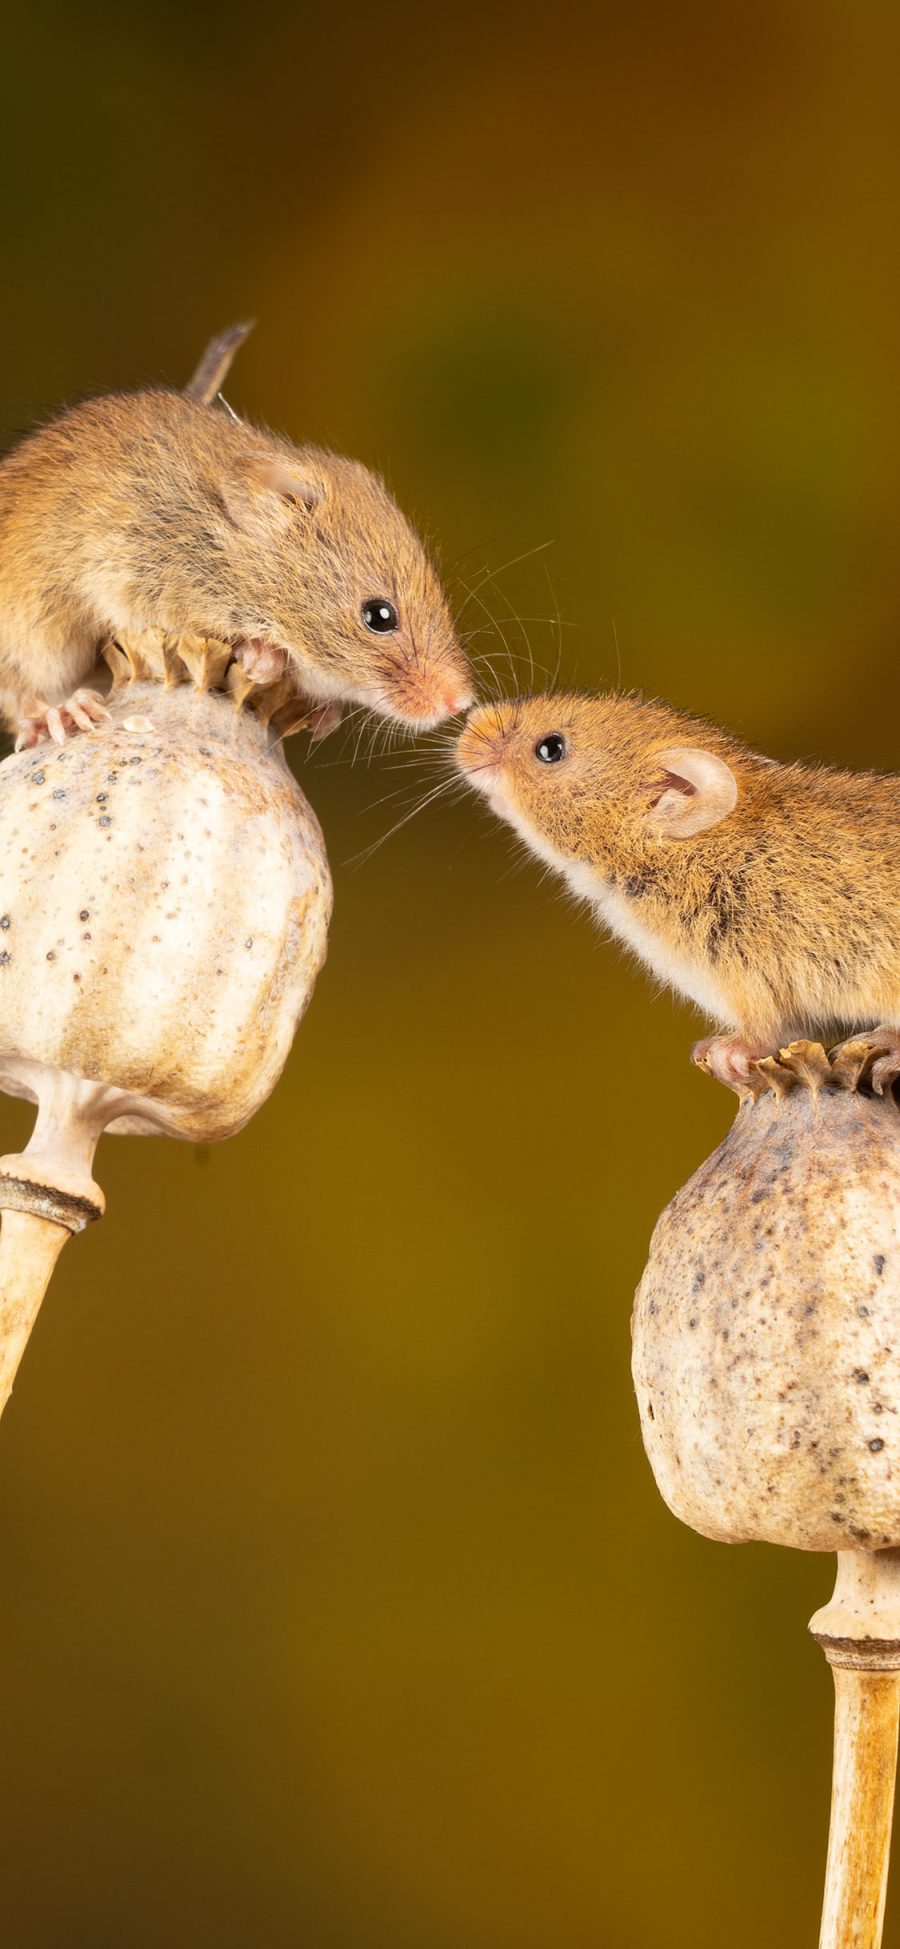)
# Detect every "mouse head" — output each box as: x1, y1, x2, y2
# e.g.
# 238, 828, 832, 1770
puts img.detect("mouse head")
222, 441, 473, 729
455, 692, 740, 871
